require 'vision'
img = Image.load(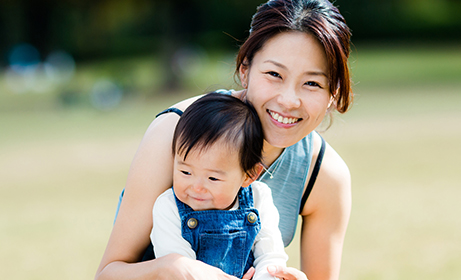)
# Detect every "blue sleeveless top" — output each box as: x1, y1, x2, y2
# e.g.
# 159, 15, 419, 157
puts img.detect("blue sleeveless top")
258, 134, 314, 246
